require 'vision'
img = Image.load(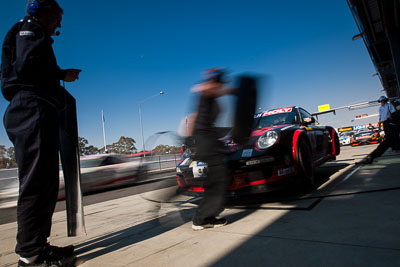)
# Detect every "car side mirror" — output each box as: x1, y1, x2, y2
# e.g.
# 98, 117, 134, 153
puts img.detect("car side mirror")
303, 117, 316, 125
